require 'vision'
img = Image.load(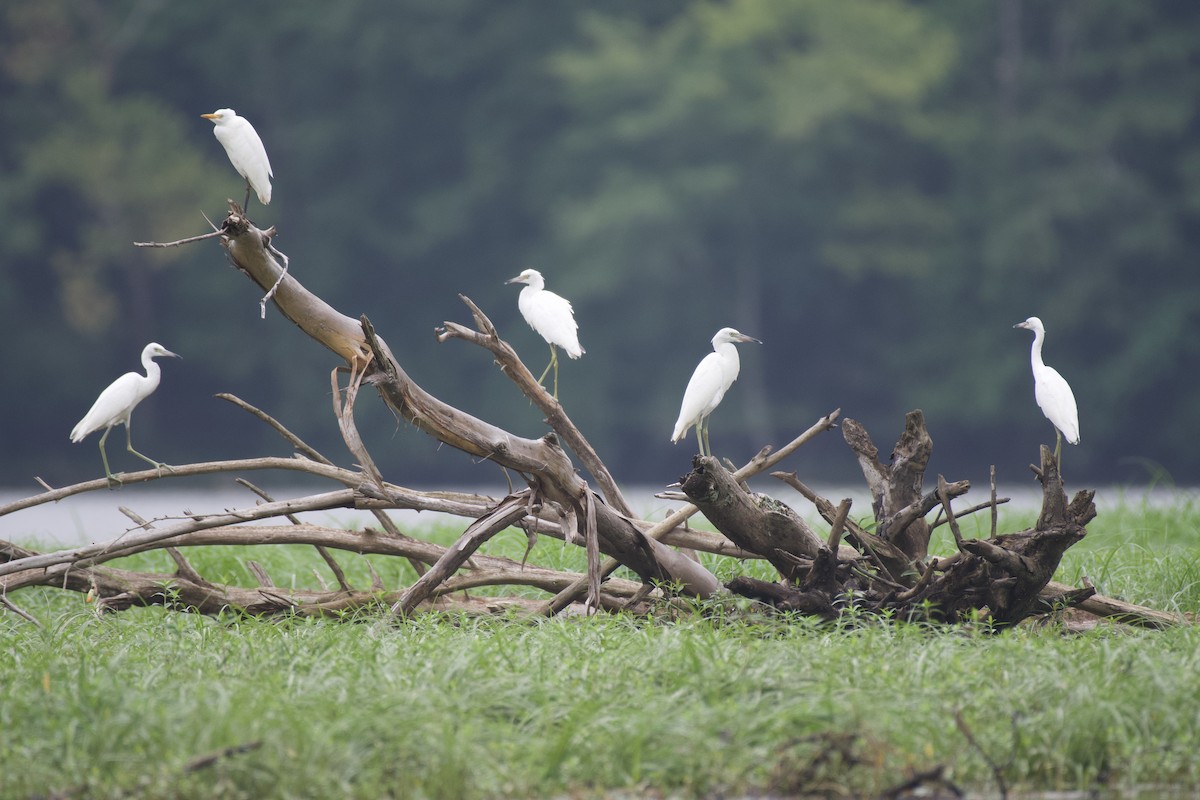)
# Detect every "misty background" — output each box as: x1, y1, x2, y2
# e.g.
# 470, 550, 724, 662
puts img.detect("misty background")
2, 0, 1198, 495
